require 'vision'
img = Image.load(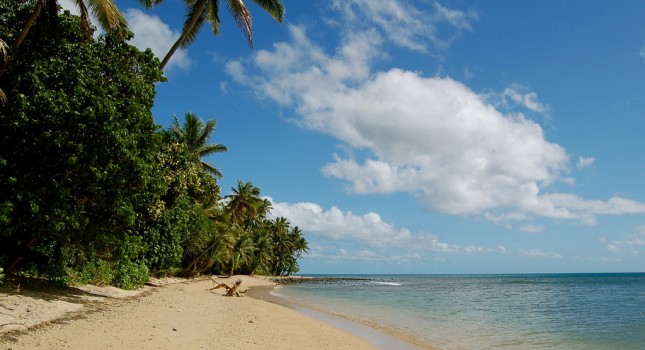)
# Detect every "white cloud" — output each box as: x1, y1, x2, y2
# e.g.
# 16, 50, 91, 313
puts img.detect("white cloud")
640, 46, 645, 61
267, 197, 502, 255
125, 9, 192, 71
306, 245, 424, 264
518, 249, 562, 259
227, 3, 645, 226
501, 84, 550, 114
577, 156, 595, 169
330, 0, 478, 53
